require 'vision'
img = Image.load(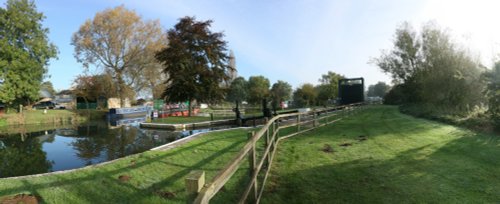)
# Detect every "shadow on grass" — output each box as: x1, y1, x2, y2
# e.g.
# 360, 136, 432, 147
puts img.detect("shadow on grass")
261, 134, 500, 204
0, 133, 249, 203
